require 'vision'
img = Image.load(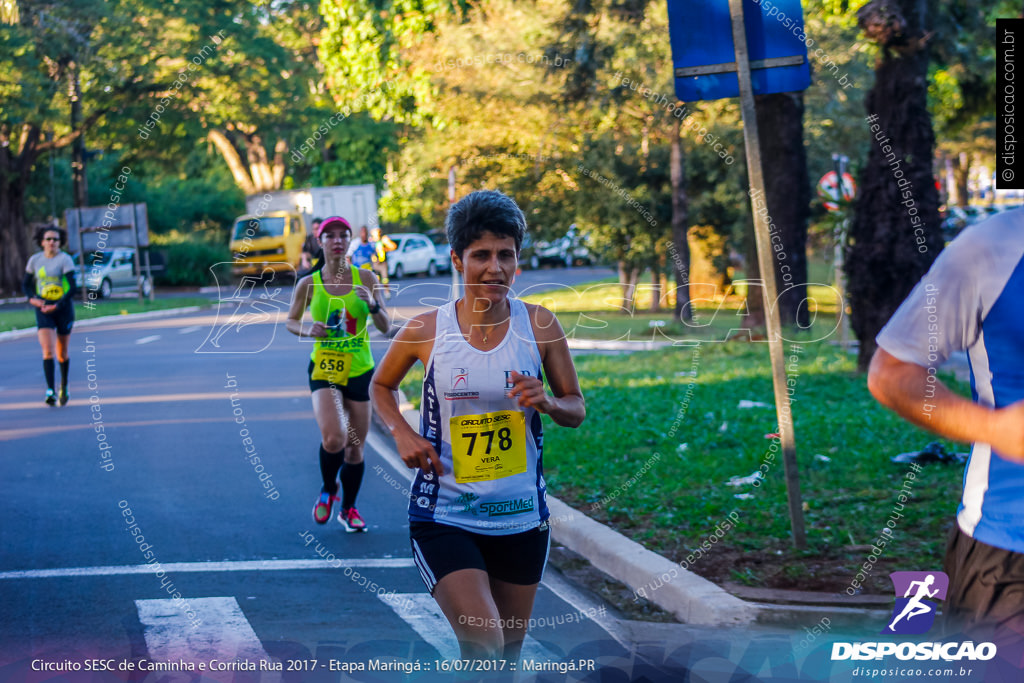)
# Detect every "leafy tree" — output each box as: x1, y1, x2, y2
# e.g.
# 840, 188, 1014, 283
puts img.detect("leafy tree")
196, 1, 324, 195
0, 0, 200, 293
929, 3, 1018, 206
